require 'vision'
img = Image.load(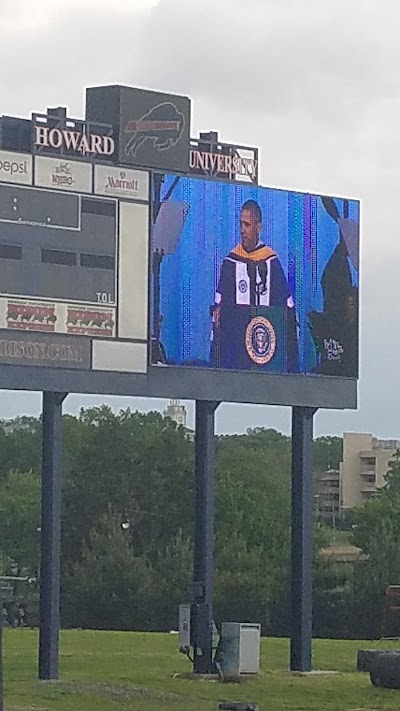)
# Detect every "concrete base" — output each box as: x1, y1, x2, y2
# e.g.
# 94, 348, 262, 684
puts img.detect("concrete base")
173, 672, 250, 683
289, 670, 339, 677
